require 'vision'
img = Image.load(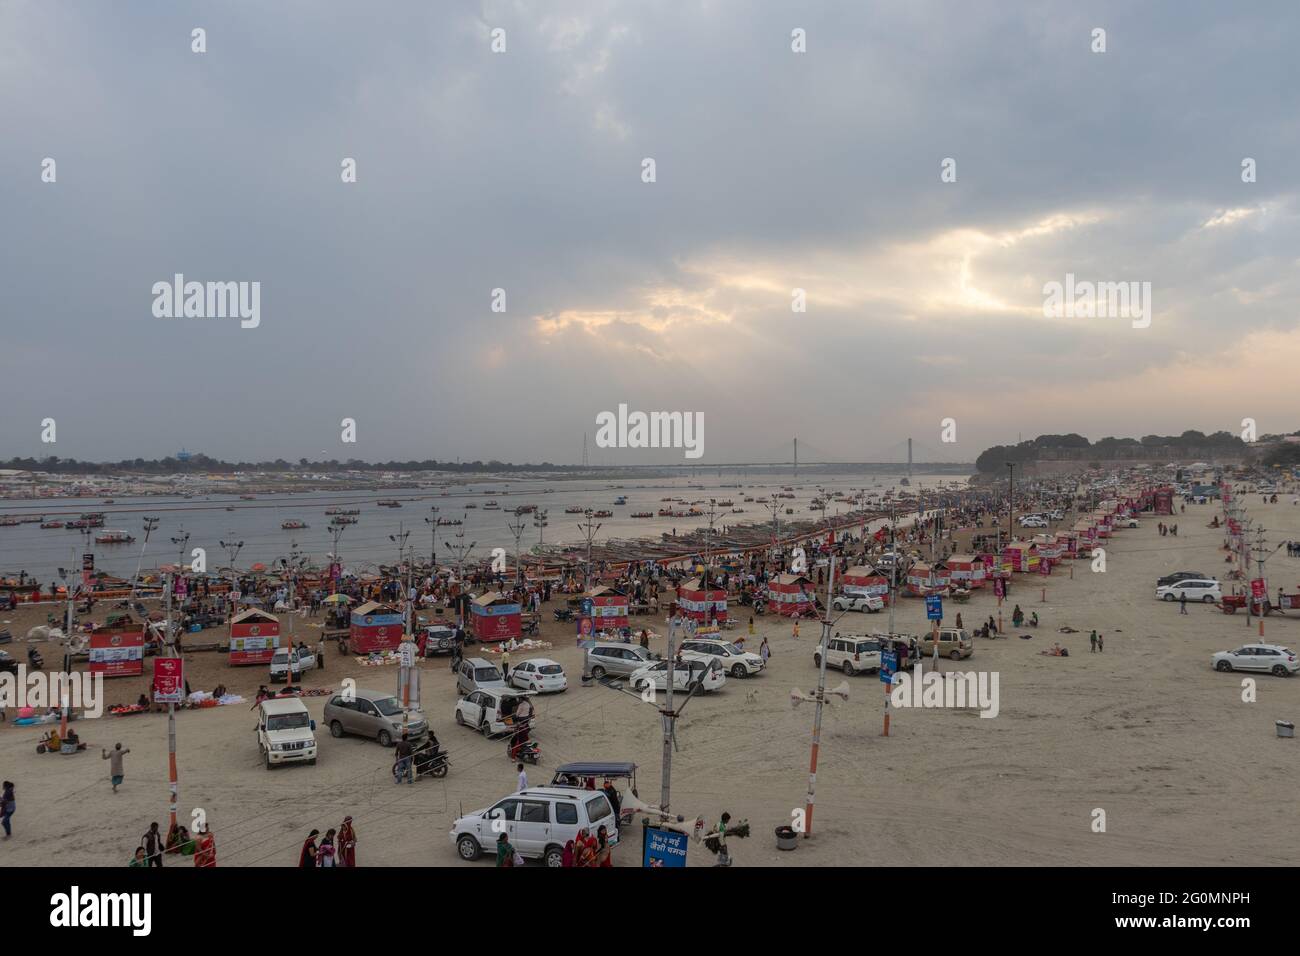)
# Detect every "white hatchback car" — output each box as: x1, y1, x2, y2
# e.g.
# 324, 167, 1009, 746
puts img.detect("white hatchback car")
451, 786, 620, 867
630, 653, 727, 693
1018, 515, 1048, 528
1212, 644, 1298, 677
1155, 579, 1221, 603
509, 658, 568, 693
